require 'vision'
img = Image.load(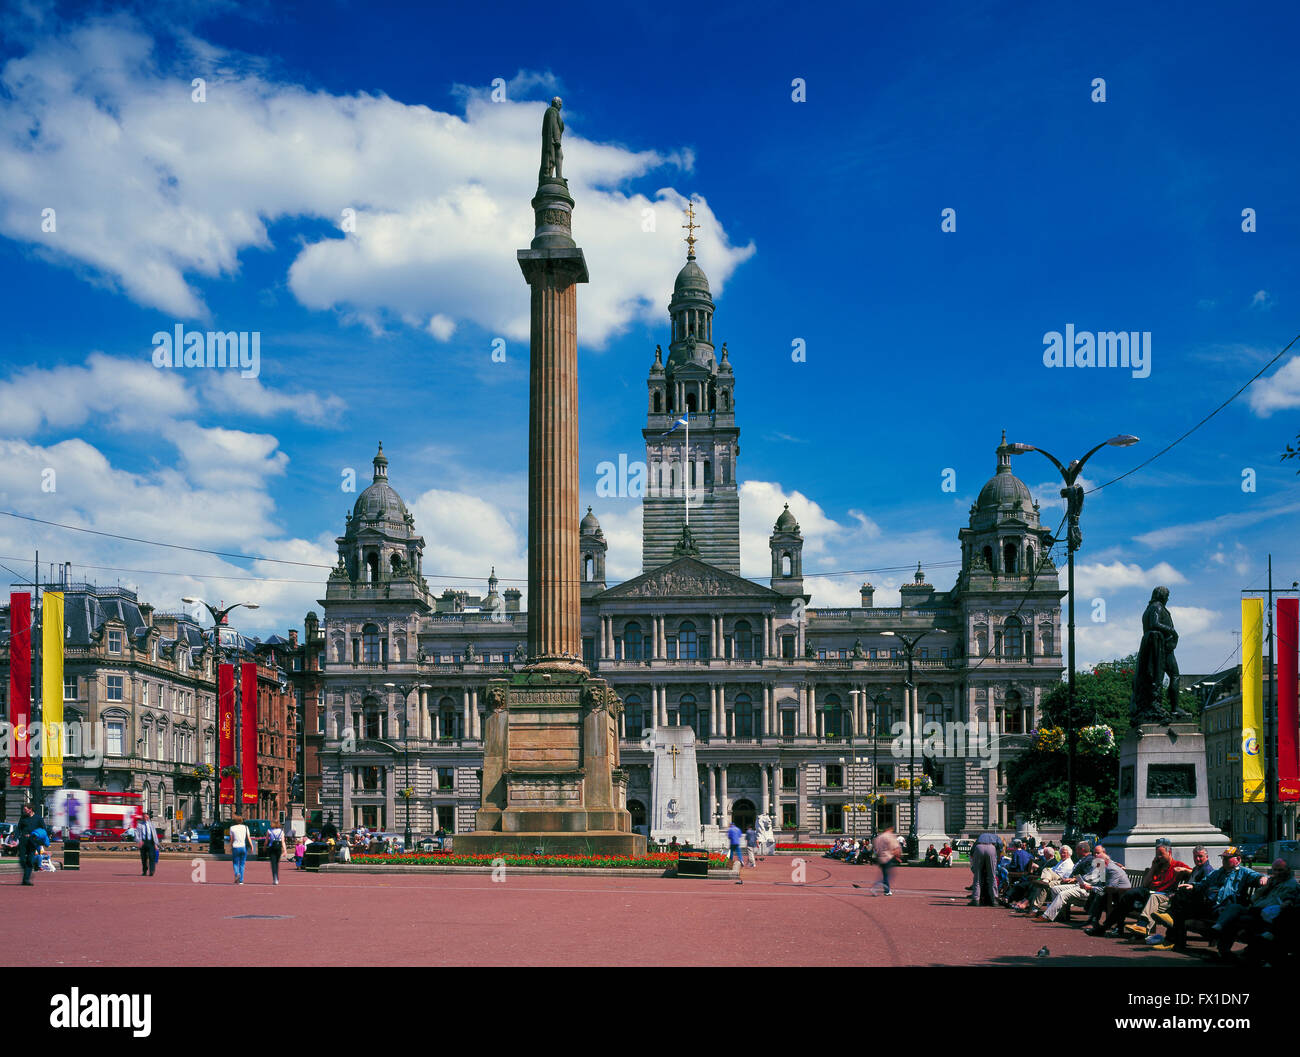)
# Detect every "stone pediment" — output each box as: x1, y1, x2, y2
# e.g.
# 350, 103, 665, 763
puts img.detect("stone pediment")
597, 557, 779, 601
